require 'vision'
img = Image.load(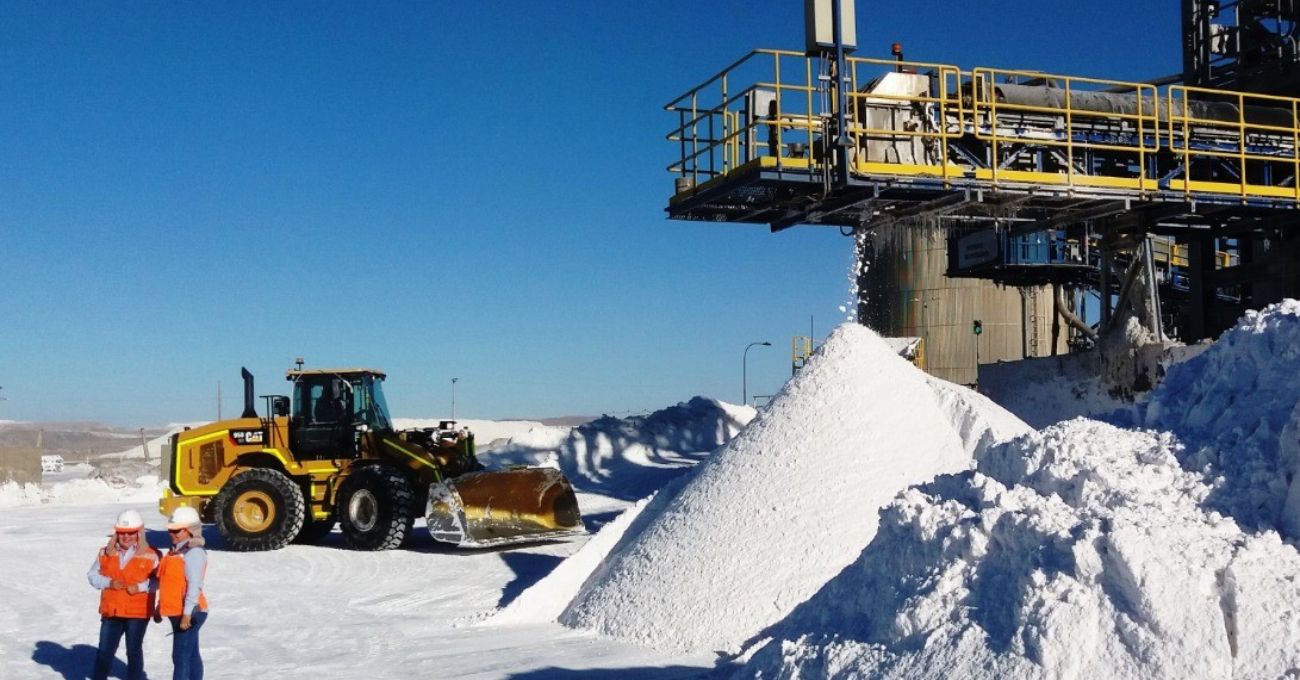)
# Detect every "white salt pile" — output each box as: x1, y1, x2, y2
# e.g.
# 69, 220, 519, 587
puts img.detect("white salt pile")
737, 301, 1300, 679
504, 324, 1028, 654
979, 352, 1134, 428
491, 490, 664, 626
0, 474, 163, 509
484, 397, 758, 630
485, 397, 755, 500
740, 419, 1300, 679
924, 374, 1032, 458
1122, 299, 1300, 535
